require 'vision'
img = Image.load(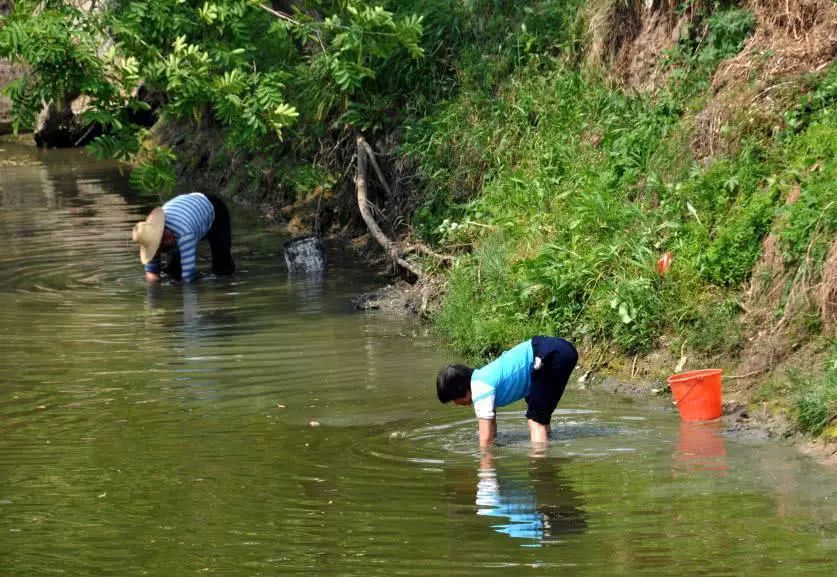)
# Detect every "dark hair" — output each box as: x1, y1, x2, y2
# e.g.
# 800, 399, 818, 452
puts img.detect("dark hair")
436, 364, 474, 403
